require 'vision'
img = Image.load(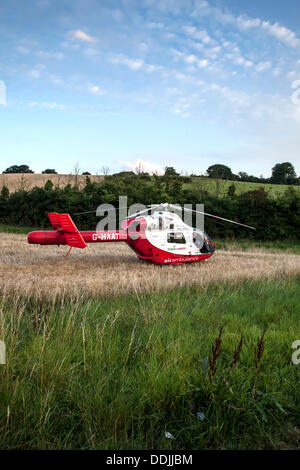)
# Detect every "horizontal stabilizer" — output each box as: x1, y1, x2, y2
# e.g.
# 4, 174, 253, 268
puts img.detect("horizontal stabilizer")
48, 212, 87, 249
